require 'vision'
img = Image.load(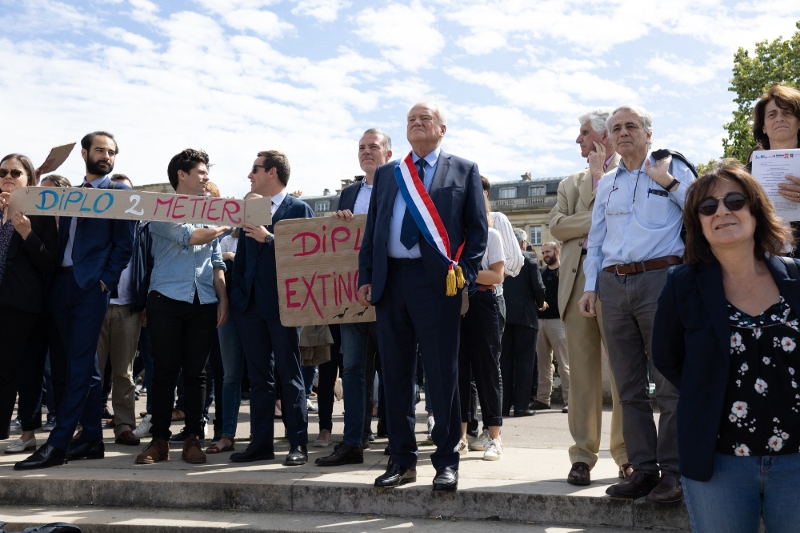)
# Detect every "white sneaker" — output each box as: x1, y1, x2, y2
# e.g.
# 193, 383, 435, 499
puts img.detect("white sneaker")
132, 414, 152, 438
5, 436, 36, 453
483, 438, 503, 461
426, 416, 435, 440
307, 398, 318, 412
313, 429, 332, 447
456, 438, 468, 456
469, 428, 490, 451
